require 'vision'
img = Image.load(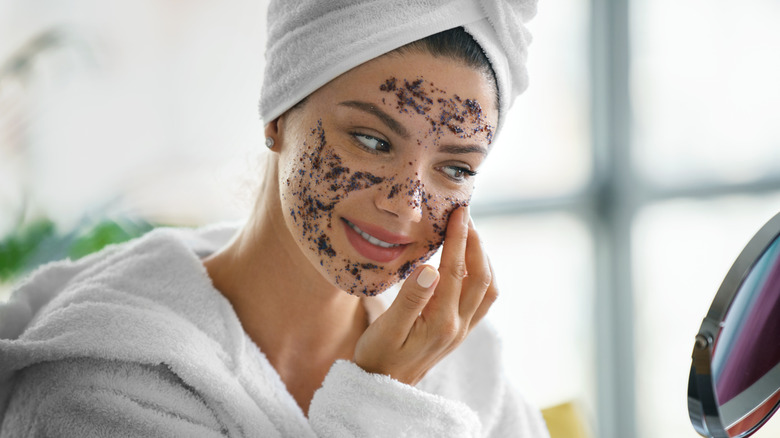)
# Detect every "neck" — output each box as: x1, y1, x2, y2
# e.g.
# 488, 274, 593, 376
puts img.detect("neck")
202, 161, 366, 372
